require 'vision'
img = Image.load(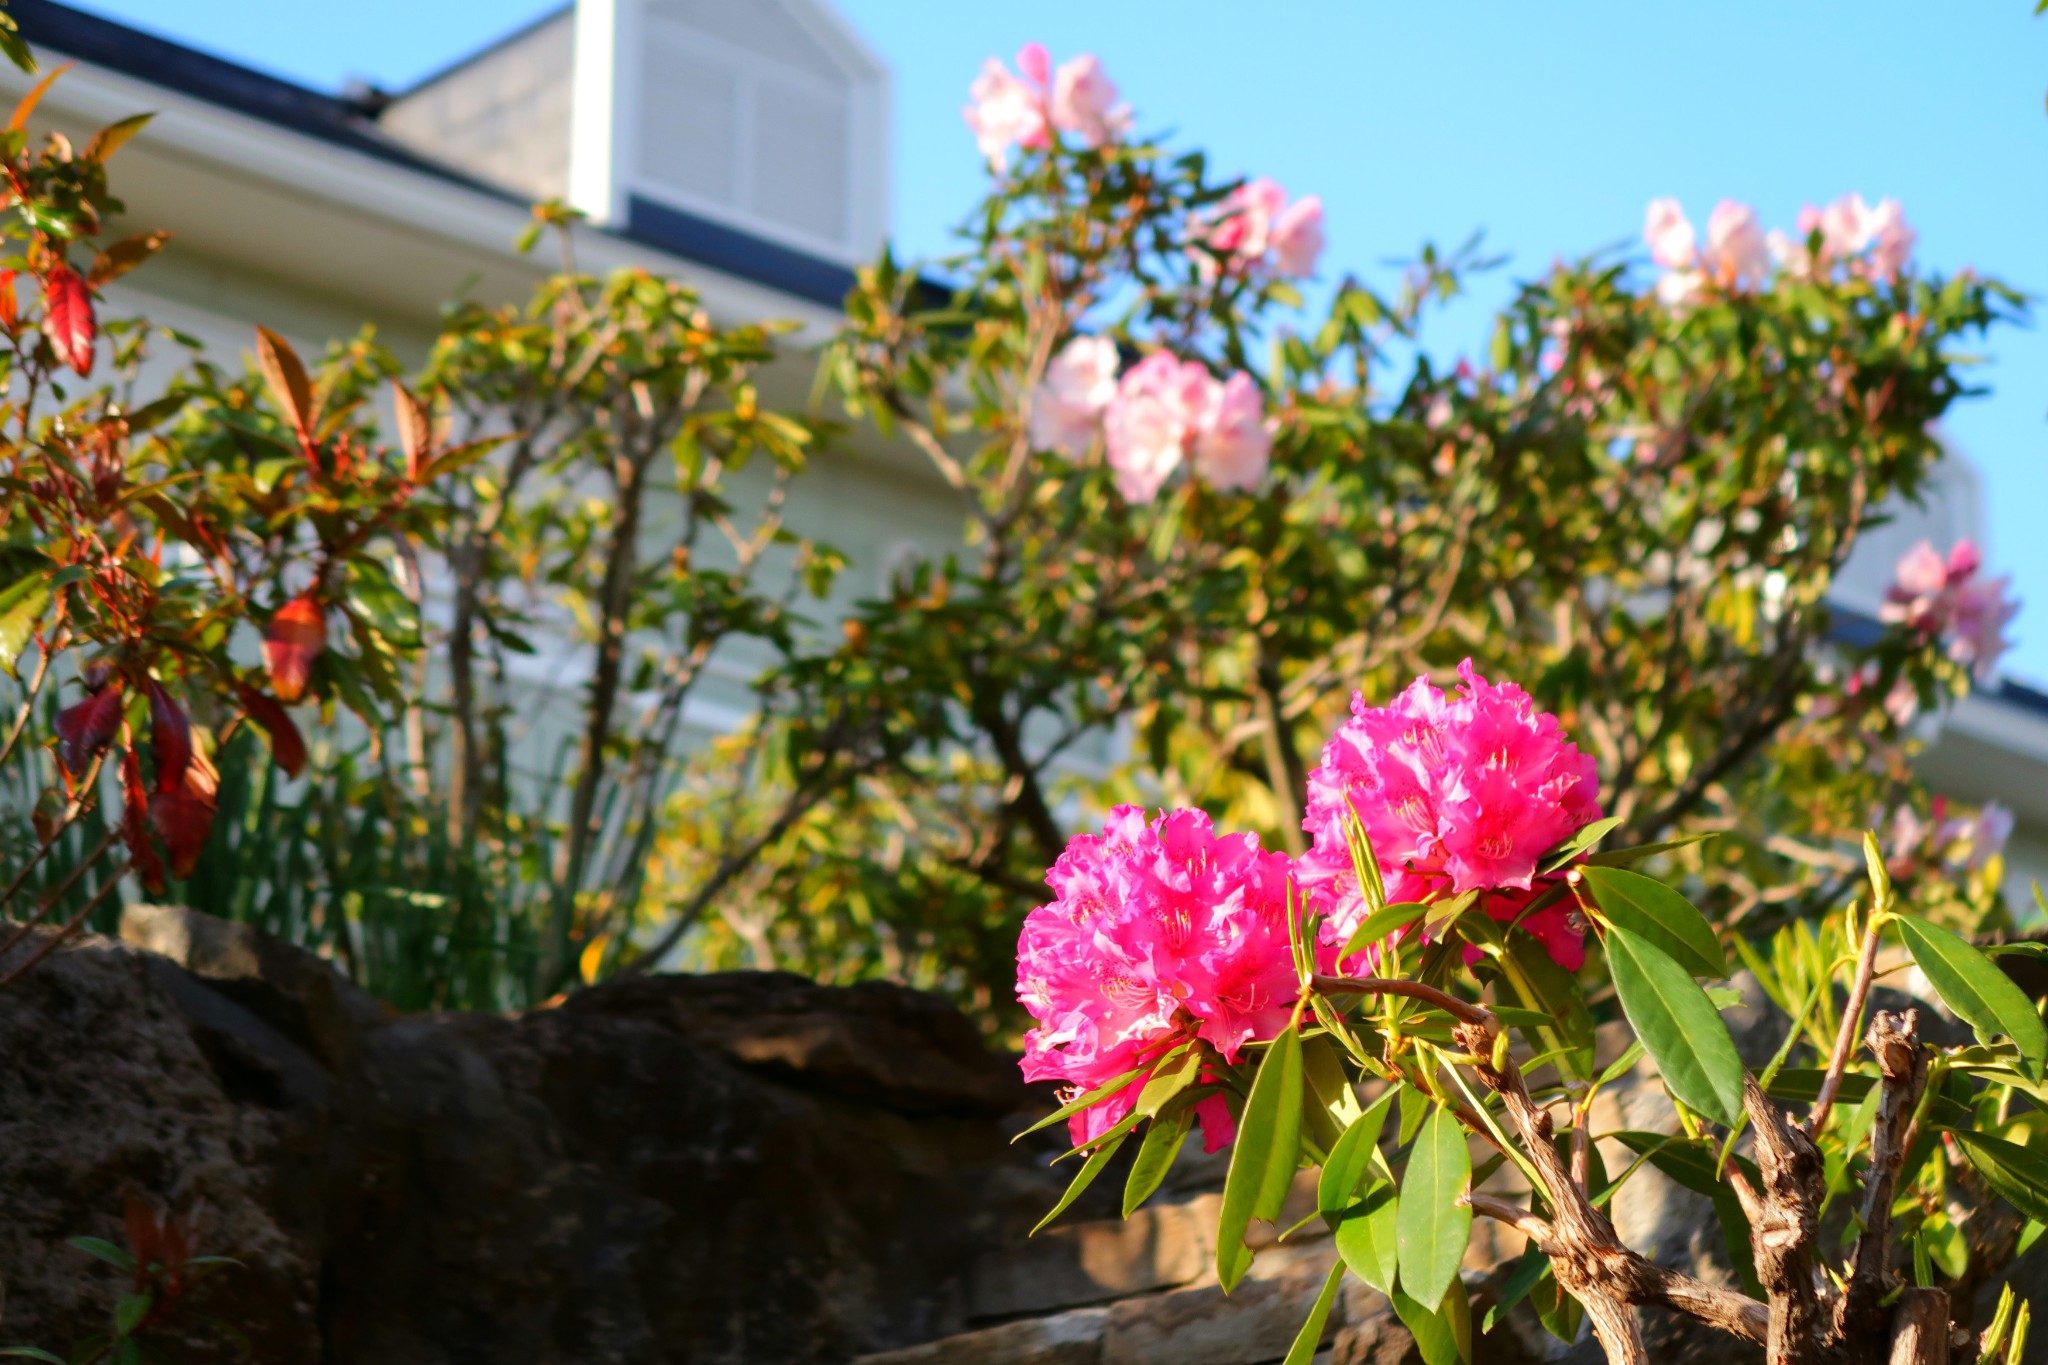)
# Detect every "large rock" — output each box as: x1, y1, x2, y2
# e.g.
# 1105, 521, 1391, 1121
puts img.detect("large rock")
0, 909, 1056, 1364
